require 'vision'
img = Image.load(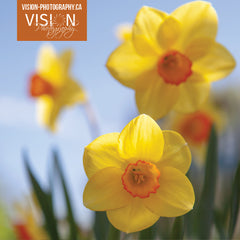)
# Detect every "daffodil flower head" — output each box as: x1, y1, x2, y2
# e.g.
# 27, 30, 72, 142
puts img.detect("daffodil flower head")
83, 114, 195, 233
170, 97, 225, 165
14, 224, 32, 240
106, 1, 236, 120
29, 44, 86, 132
177, 111, 213, 144
14, 194, 49, 240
